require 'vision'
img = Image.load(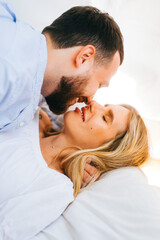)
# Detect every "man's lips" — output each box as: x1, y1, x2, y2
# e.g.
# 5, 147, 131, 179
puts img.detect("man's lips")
68, 96, 92, 107
78, 97, 92, 104
68, 98, 79, 107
